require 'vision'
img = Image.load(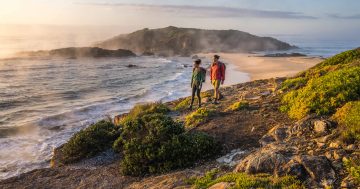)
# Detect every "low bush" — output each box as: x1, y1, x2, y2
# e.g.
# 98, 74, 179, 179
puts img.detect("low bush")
187, 169, 303, 189
113, 103, 221, 176
185, 107, 216, 128
227, 100, 249, 111
61, 120, 120, 163
333, 101, 360, 143
281, 66, 360, 119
